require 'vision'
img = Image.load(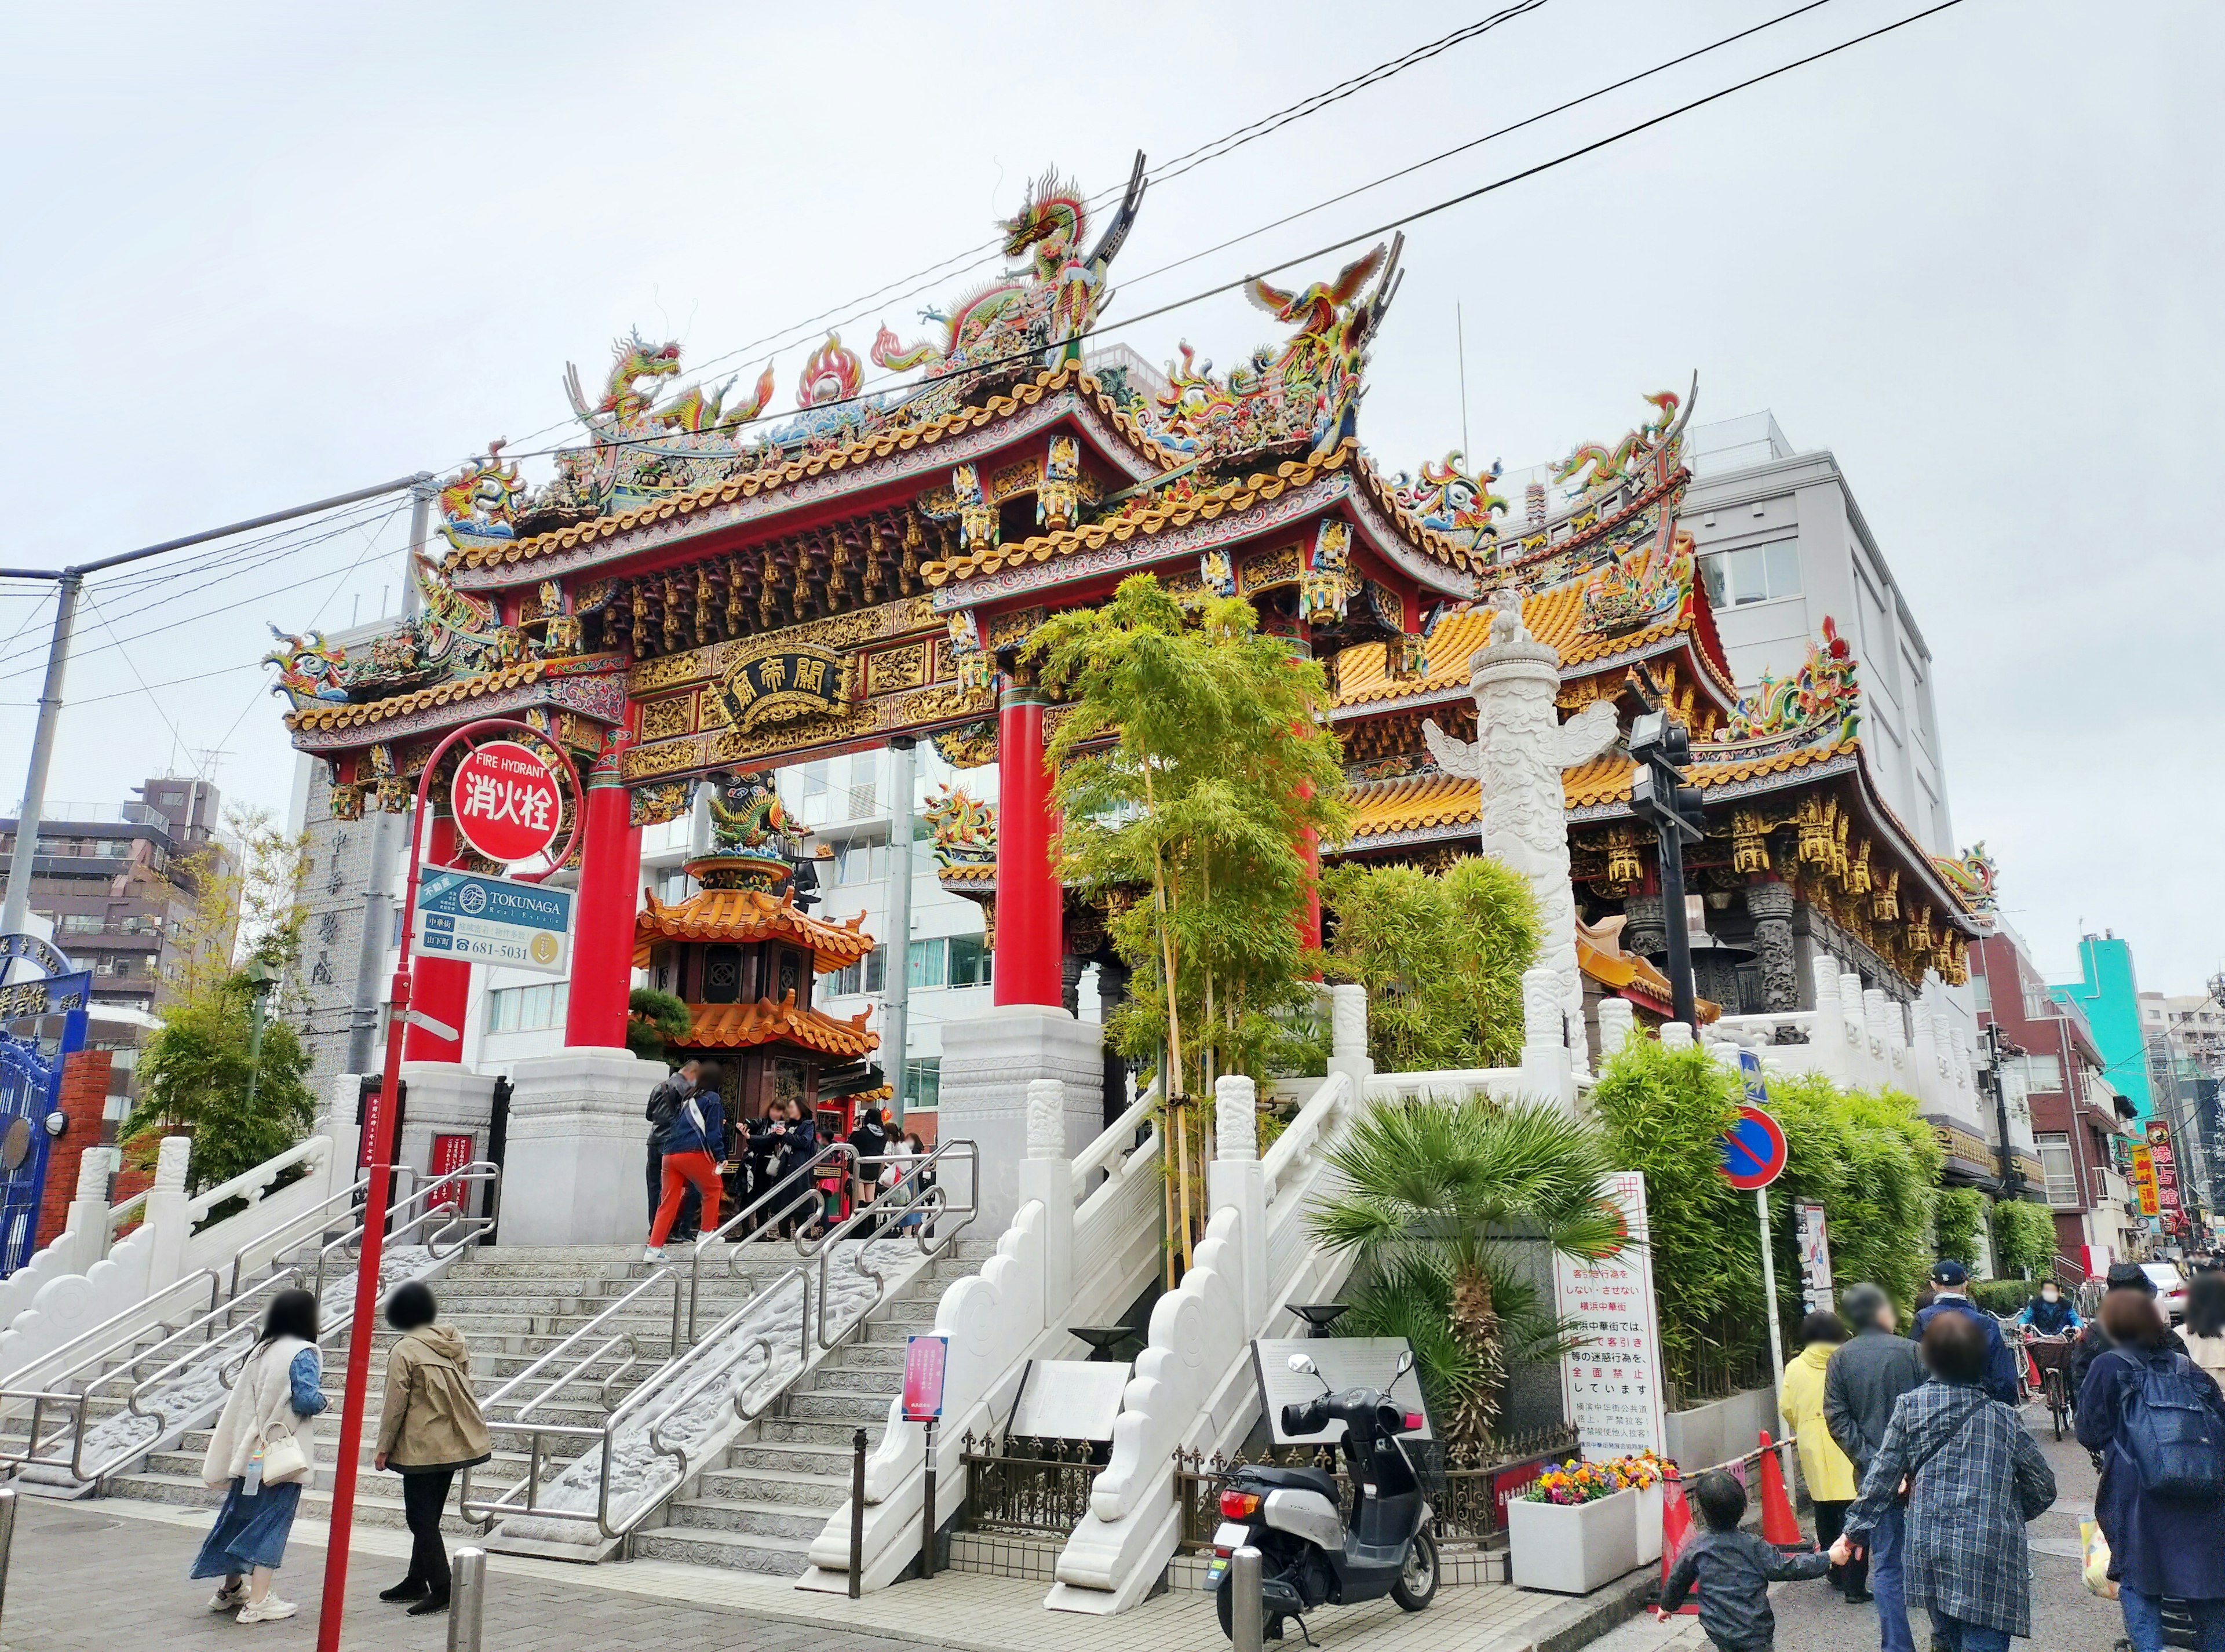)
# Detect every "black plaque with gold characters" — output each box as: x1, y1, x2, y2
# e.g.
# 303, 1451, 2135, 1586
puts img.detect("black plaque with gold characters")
716, 643, 852, 731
